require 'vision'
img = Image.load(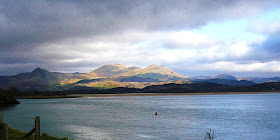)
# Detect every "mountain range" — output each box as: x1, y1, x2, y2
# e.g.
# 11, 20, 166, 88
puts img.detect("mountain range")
0, 64, 280, 91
